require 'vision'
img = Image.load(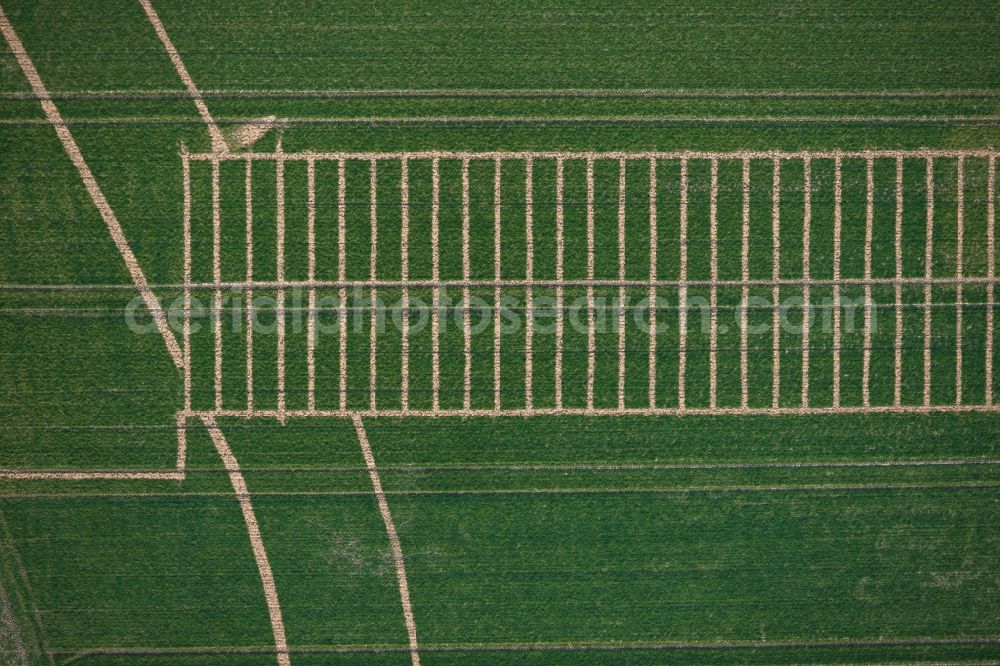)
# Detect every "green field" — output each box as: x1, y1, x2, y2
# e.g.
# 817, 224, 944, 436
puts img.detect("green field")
1, 1, 999, 664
